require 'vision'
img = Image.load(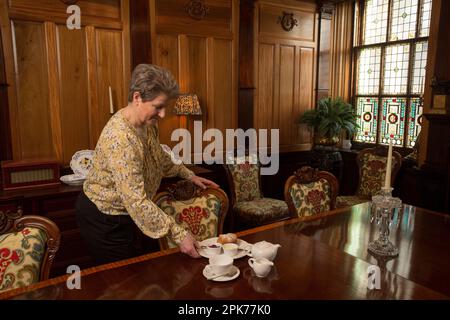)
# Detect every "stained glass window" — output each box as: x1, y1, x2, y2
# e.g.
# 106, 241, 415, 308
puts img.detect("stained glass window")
383, 44, 410, 94
390, 0, 418, 41
363, 0, 389, 45
353, 0, 431, 148
379, 98, 406, 146
357, 48, 382, 95
408, 98, 423, 147
355, 97, 379, 143
411, 41, 427, 94
419, 0, 432, 37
